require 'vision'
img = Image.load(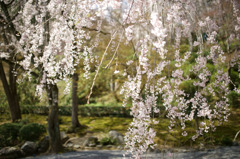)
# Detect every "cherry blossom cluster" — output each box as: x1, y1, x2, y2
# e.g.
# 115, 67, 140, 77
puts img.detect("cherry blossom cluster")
16, 0, 99, 96
119, 0, 239, 157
